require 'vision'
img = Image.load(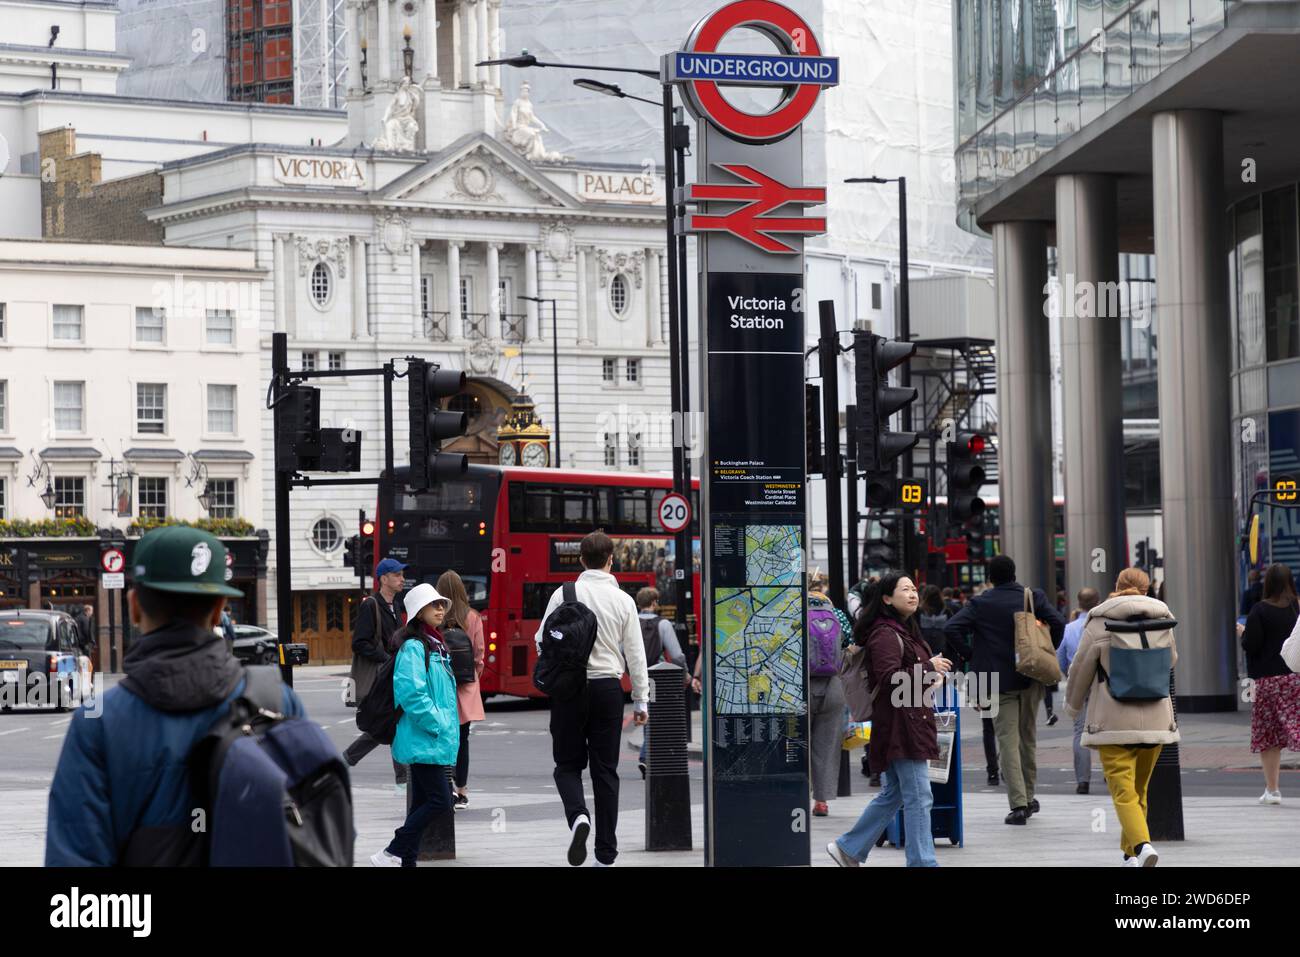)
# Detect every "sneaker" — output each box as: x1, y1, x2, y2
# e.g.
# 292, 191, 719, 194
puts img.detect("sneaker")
1076, 782, 1090, 795
638, 762, 647, 780
1134, 843, 1159, 867
592, 859, 616, 867
369, 849, 401, 867
1259, 790, 1282, 806
826, 840, 859, 868
812, 801, 829, 817
1004, 807, 1029, 825
1047, 712, 1059, 726
567, 814, 591, 867
453, 792, 469, 811
1122, 855, 1140, 867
